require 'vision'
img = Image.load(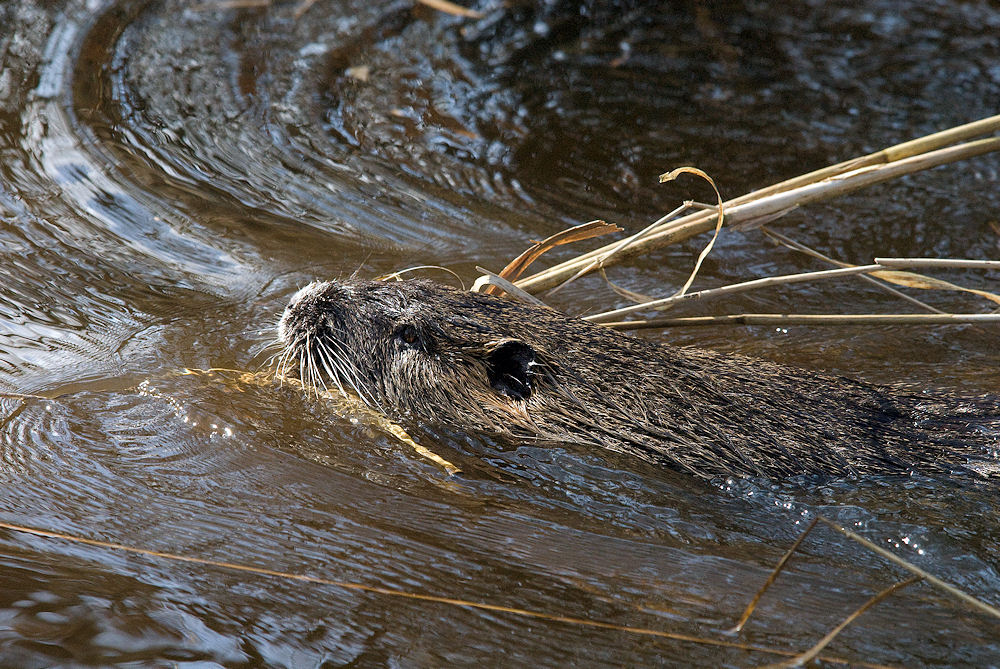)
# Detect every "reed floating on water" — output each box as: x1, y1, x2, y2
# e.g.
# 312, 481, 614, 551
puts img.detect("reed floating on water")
482, 114, 1000, 330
